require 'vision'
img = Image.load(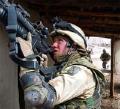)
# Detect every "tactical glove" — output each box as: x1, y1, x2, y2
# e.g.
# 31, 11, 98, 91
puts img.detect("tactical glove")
16, 32, 34, 57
